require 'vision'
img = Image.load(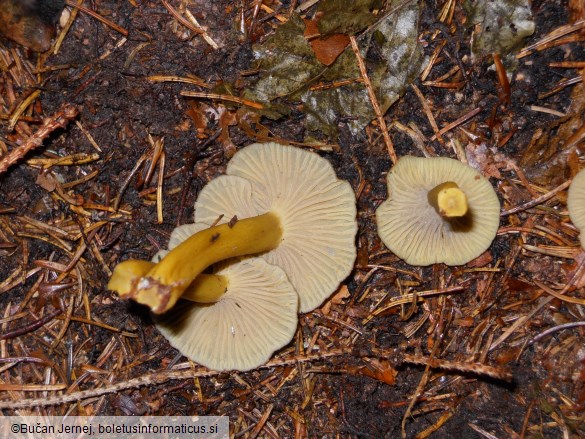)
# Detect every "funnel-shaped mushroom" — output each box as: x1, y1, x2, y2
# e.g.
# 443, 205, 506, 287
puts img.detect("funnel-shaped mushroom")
109, 142, 357, 313
376, 156, 500, 266
151, 224, 298, 371
568, 168, 585, 248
